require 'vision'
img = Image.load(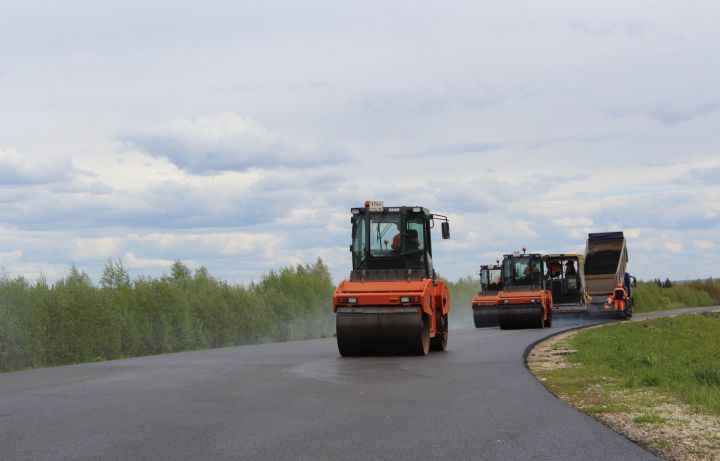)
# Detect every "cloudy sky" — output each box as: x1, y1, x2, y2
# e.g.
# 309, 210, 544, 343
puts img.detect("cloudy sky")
1, 0, 718, 284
